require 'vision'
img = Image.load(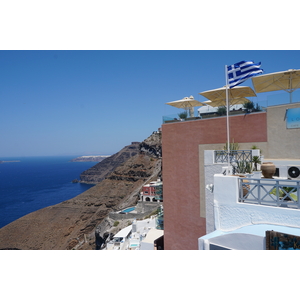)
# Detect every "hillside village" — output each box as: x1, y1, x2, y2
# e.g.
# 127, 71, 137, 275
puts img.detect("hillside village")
108, 68, 300, 251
